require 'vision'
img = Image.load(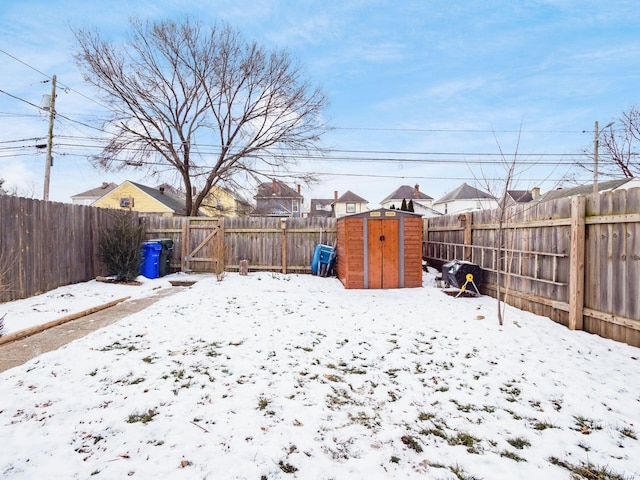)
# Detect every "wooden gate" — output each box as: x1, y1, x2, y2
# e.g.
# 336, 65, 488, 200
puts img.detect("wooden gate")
367, 219, 400, 288
181, 217, 224, 273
